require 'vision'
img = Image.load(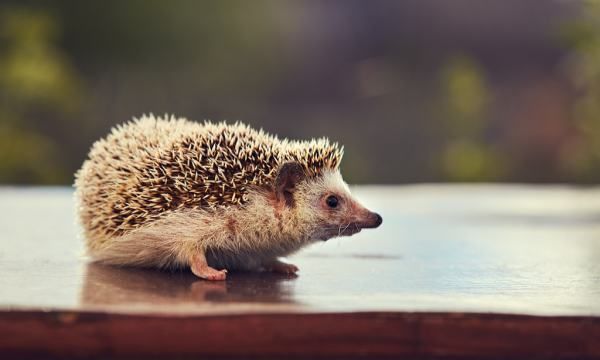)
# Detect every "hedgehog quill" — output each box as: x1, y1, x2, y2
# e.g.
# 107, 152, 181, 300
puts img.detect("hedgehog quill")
75, 115, 382, 280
